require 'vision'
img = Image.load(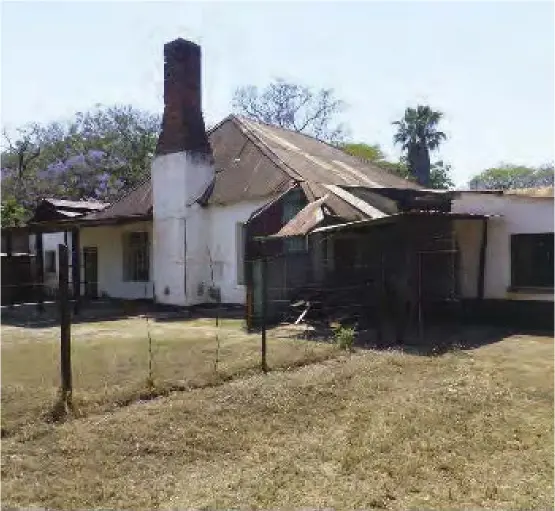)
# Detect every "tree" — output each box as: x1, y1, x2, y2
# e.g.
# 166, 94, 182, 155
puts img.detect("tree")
1, 104, 161, 225
233, 78, 349, 144
342, 142, 454, 189
341, 143, 386, 164
469, 163, 554, 190
392, 105, 447, 186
